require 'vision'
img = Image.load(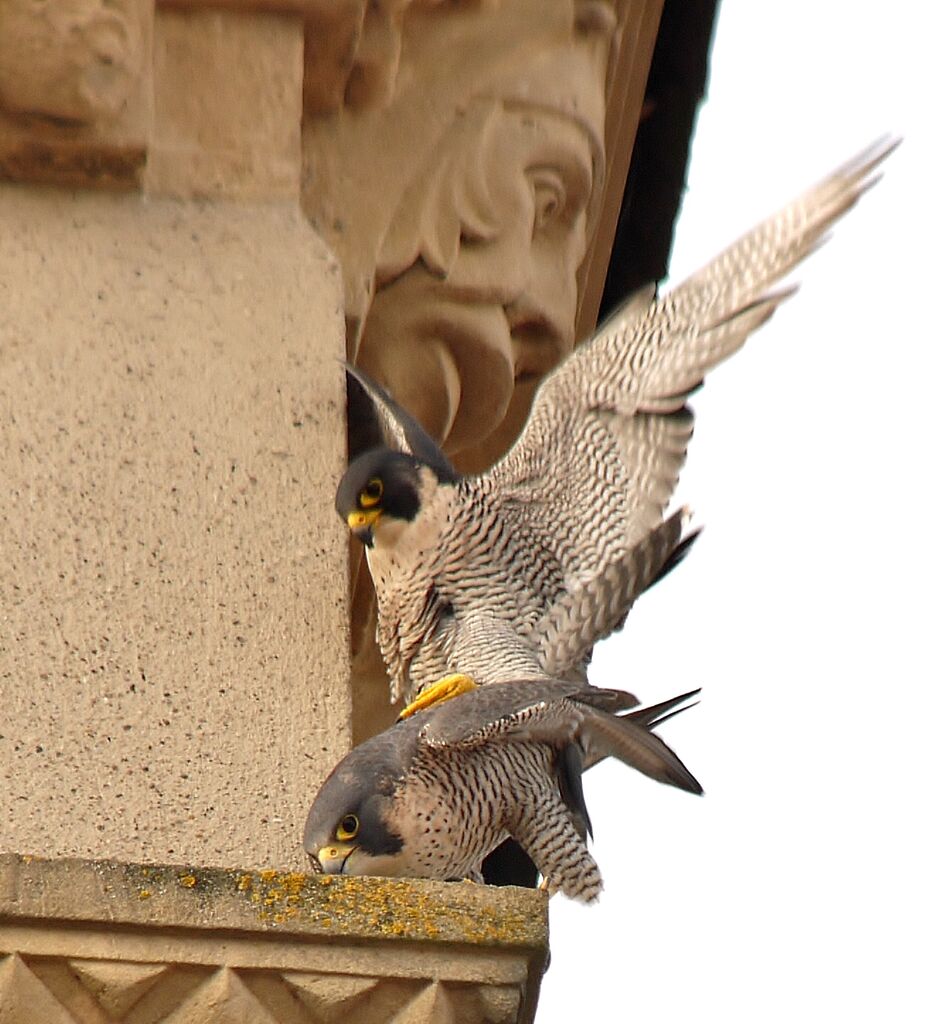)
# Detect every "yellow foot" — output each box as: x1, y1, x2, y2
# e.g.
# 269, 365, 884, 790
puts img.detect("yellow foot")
539, 877, 550, 894
398, 673, 479, 720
